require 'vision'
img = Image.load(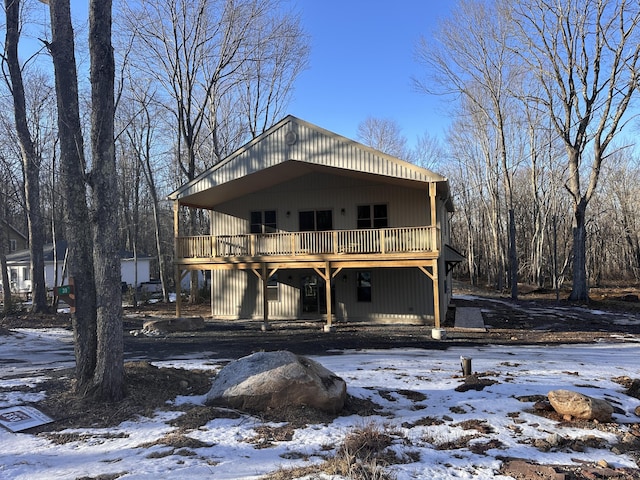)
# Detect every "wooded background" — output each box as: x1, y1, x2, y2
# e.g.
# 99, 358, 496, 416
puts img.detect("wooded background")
1, 0, 639, 308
